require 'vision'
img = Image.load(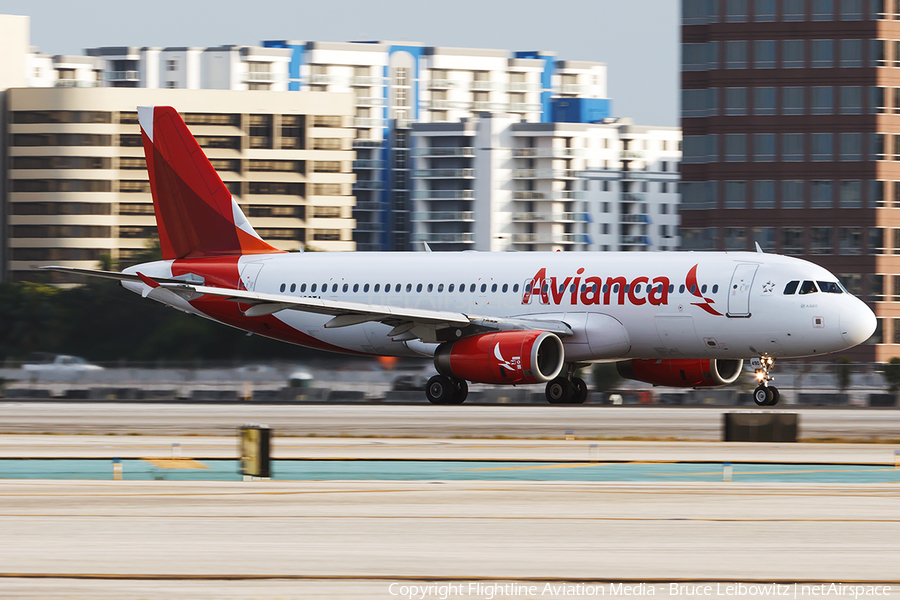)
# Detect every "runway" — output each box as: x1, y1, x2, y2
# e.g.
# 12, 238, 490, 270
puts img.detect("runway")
3, 402, 900, 439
